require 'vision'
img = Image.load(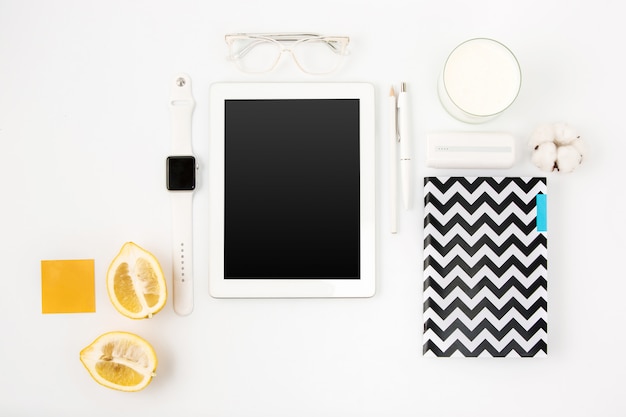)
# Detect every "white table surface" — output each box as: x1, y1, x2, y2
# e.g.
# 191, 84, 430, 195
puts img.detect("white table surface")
1, 0, 624, 416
